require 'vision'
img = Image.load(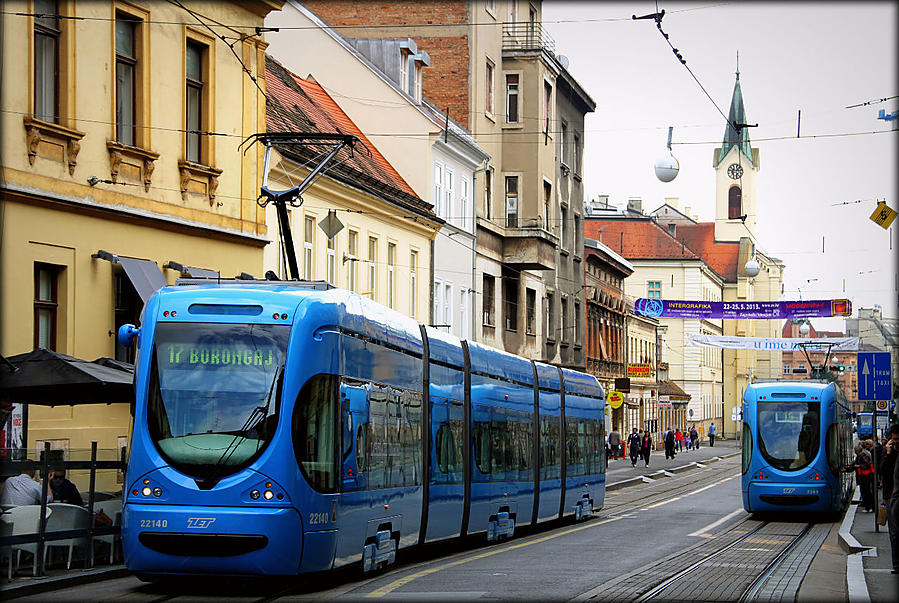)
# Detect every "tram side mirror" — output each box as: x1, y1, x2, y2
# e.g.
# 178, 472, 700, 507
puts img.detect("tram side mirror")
118, 323, 140, 347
